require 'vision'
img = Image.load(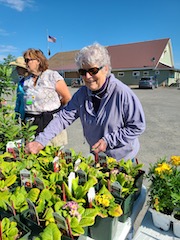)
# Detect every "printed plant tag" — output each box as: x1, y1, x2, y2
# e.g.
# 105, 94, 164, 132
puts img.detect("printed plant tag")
74, 158, 81, 172
6, 141, 18, 159
57, 146, 64, 157
68, 172, 75, 193
20, 169, 32, 188
111, 181, 122, 202
76, 169, 87, 185
64, 149, 72, 164
87, 187, 95, 203
98, 152, 108, 168
53, 156, 60, 172
27, 198, 40, 225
